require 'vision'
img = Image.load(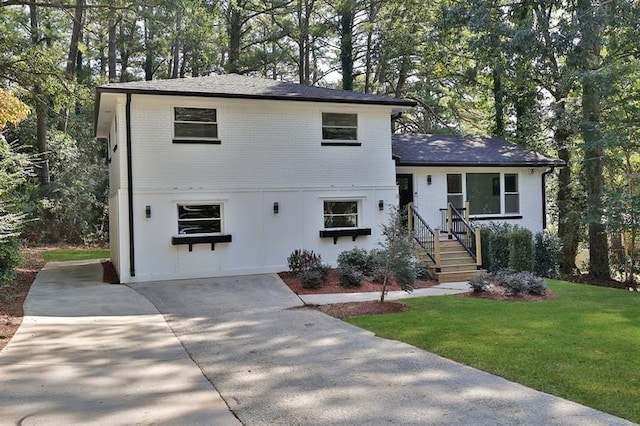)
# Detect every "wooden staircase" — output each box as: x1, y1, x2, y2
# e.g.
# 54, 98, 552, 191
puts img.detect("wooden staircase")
408, 202, 483, 283
415, 239, 481, 283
